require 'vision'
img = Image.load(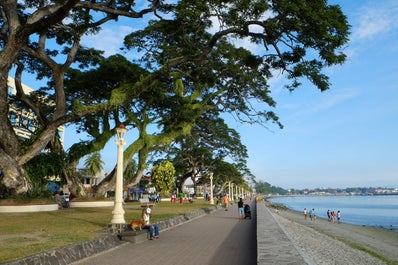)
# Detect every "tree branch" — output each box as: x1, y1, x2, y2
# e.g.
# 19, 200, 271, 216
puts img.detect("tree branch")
75, 0, 161, 18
